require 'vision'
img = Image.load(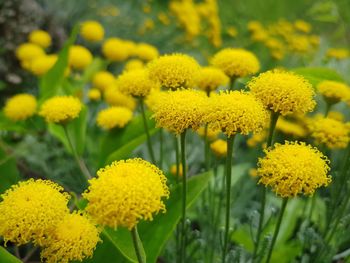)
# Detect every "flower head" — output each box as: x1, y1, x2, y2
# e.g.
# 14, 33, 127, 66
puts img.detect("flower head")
96, 106, 133, 130
80, 20, 104, 42
276, 117, 307, 138
0, 179, 70, 245
92, 71, 115, 91
124, 59, 144, 72
102, 38, 130, 61
40, 212, 100, 263
88, 88, 101, 101
152, 89, 207, 134
148, 53, 200, 90
195, 67, 229, 93
203, 91, 269, 137
39, 96, 82, 124
134, 43, 159, 61
248, 70, 315, 115
16, 43, 45, 61
257, 141, 331, 197
326, 48, 349, 60
28, 30, 52, 48
4, 93, 37, 121
210, 139, 227, 157
211, 48, 260, 78
317, 80, 350, 105
30, 54, 57, 76
83, 158, 169, 229
69, 45, 93, 70
104, 86, 136, 110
